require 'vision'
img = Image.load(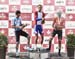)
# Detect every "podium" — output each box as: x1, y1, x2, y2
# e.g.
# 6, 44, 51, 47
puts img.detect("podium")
7, 48, 50, 59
